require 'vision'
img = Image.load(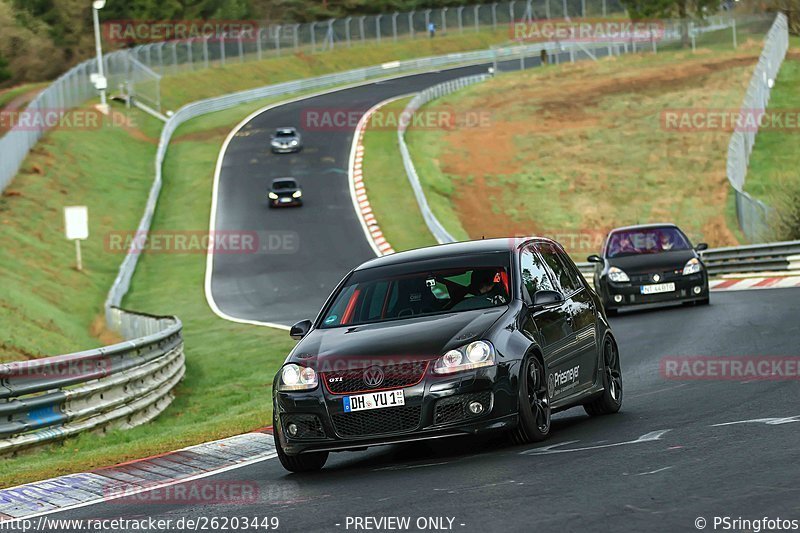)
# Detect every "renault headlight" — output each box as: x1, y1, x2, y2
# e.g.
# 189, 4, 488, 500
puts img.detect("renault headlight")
608, 267, 630, 283
433, 341, 495, 375
268, 192, 278, 200
278, 364, 318, 391
683, 258, 702, 275
292, 190, 302, 198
